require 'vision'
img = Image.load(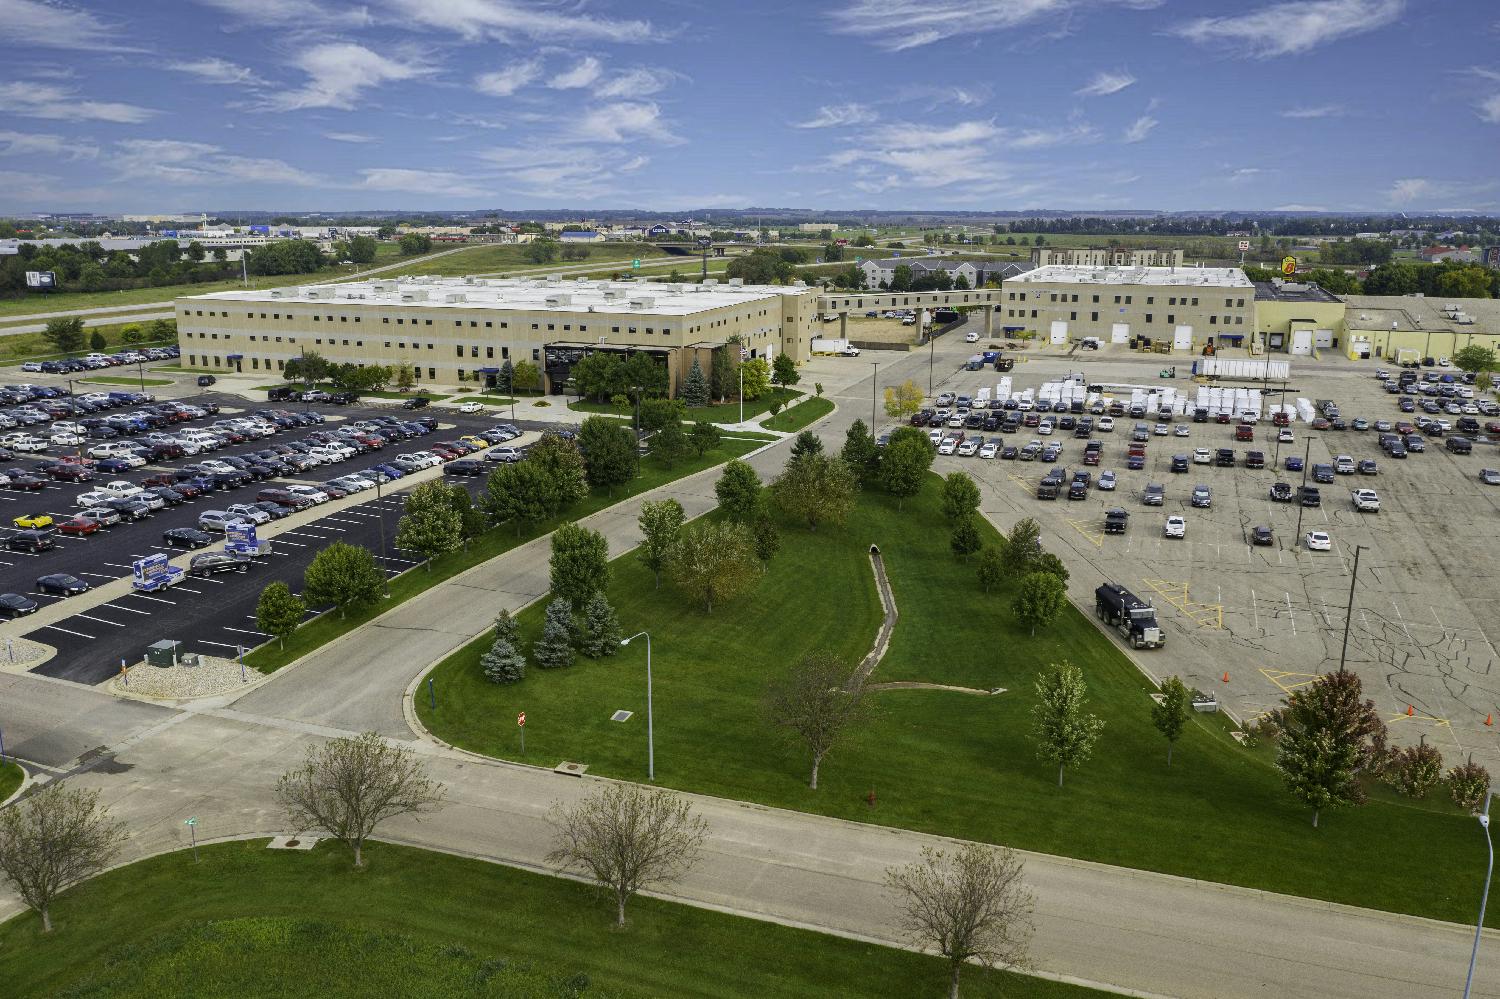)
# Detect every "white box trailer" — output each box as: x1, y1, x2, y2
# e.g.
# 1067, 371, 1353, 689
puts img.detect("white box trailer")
1196, 358, 1291, 382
